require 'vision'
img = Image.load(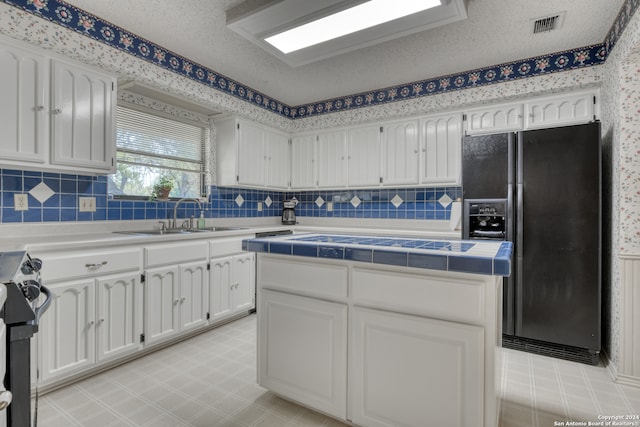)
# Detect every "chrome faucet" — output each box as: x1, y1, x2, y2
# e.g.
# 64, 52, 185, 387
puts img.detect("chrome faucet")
172, 198, 203, 229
